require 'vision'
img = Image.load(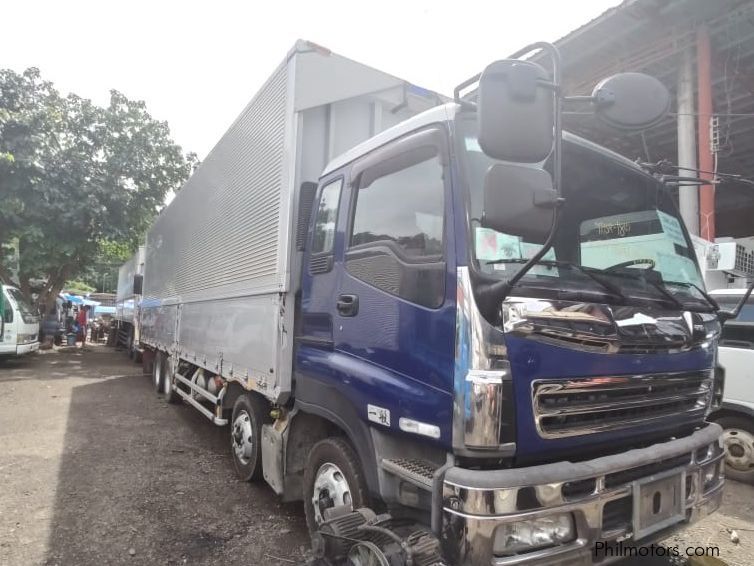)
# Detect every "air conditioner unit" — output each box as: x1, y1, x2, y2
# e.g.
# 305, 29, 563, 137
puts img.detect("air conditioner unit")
704, 240, 754, 276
